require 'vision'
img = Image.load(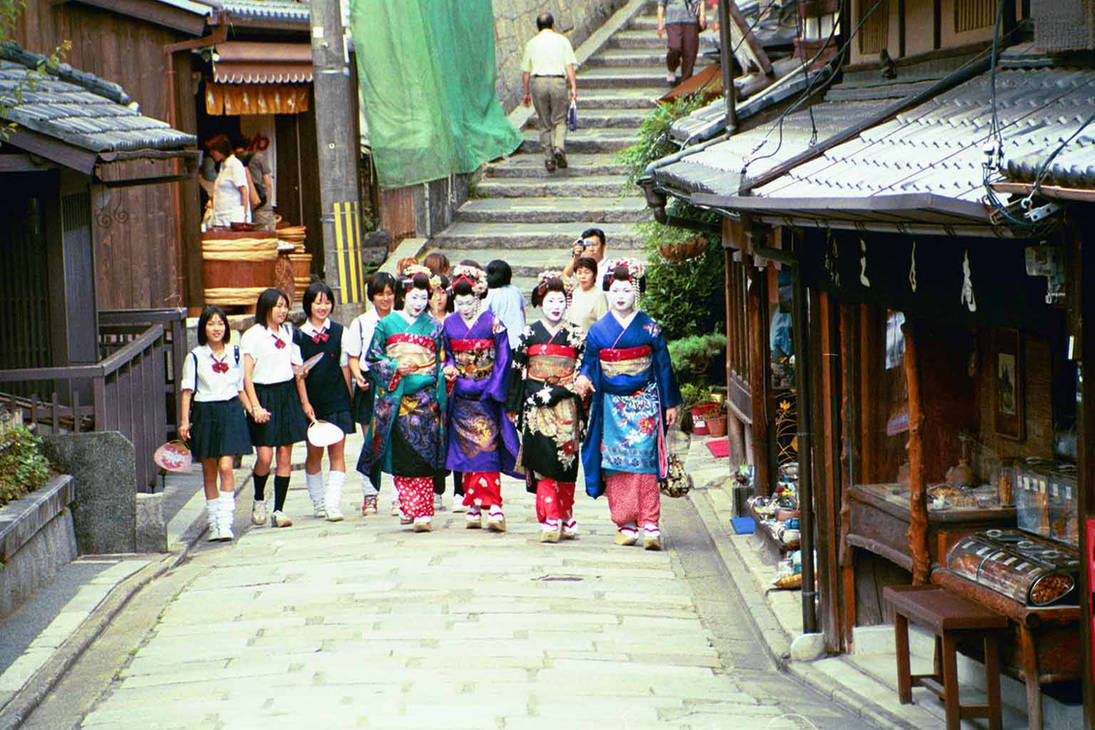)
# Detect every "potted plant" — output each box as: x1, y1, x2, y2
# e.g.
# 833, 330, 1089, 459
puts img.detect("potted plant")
669, 333, 727, 381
